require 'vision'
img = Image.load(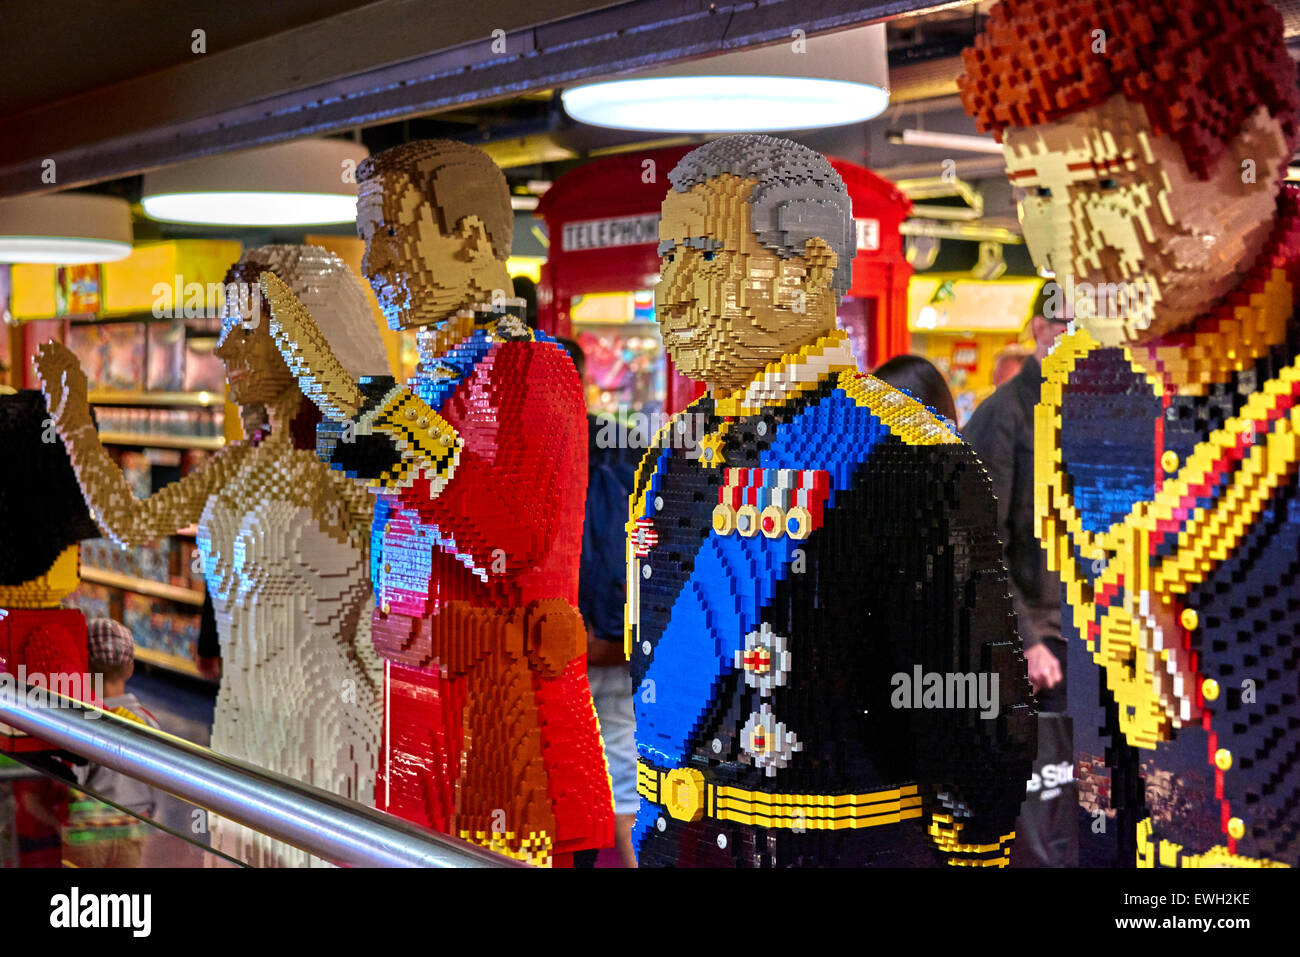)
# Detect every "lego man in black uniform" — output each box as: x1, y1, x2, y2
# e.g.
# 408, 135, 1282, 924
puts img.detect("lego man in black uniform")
626, 135, 1036, 867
